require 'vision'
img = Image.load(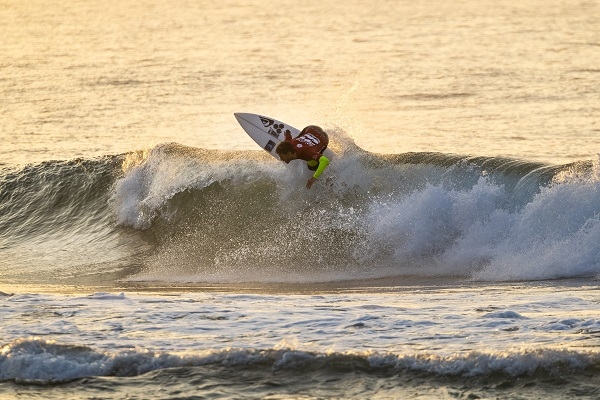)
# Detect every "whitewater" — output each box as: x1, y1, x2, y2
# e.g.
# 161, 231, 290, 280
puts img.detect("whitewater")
2, 0, 600, 398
